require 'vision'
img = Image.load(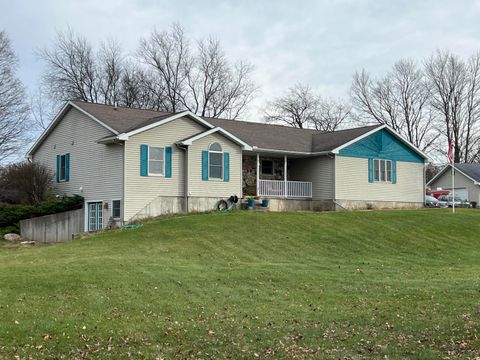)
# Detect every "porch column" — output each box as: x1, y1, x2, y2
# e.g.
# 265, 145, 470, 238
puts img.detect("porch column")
284, 155, 288, 198
256, 153, 260, 196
